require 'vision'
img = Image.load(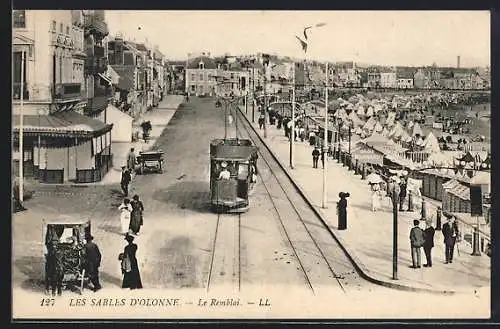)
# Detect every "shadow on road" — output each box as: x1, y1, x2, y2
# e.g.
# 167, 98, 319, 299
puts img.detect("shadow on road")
152, 181, 212, 213
14, 256, 45, 292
